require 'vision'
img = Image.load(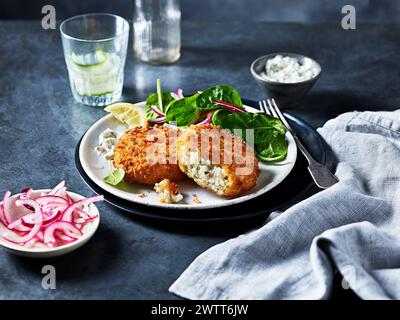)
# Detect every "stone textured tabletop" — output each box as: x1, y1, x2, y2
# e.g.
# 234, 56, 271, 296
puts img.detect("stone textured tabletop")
0, 20, 399, 299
